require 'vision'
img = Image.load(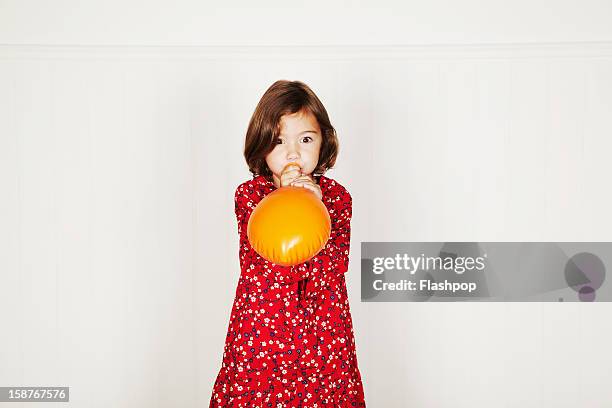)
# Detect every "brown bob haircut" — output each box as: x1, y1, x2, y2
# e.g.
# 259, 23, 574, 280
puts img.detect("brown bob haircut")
244, 80, 339, 180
